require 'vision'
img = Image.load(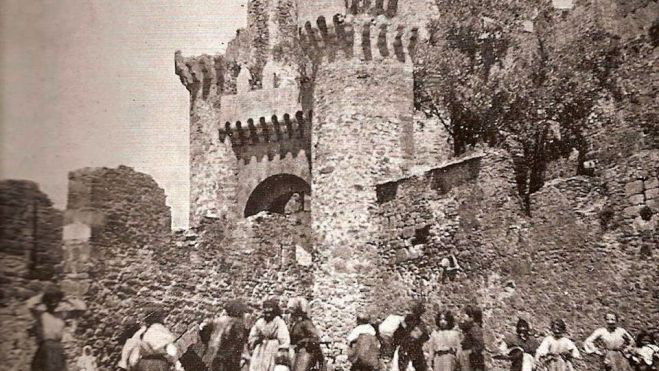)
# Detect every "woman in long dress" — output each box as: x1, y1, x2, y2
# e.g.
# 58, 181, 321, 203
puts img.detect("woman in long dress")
287, 297, 324, 371
583, 313, 634, 371
249, 298, 291, 371
535, 319, 581, 371
458, 306, 485, 371
134, 306, 180, 371
31, 286, 67, 371
426, 311, 461, 371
